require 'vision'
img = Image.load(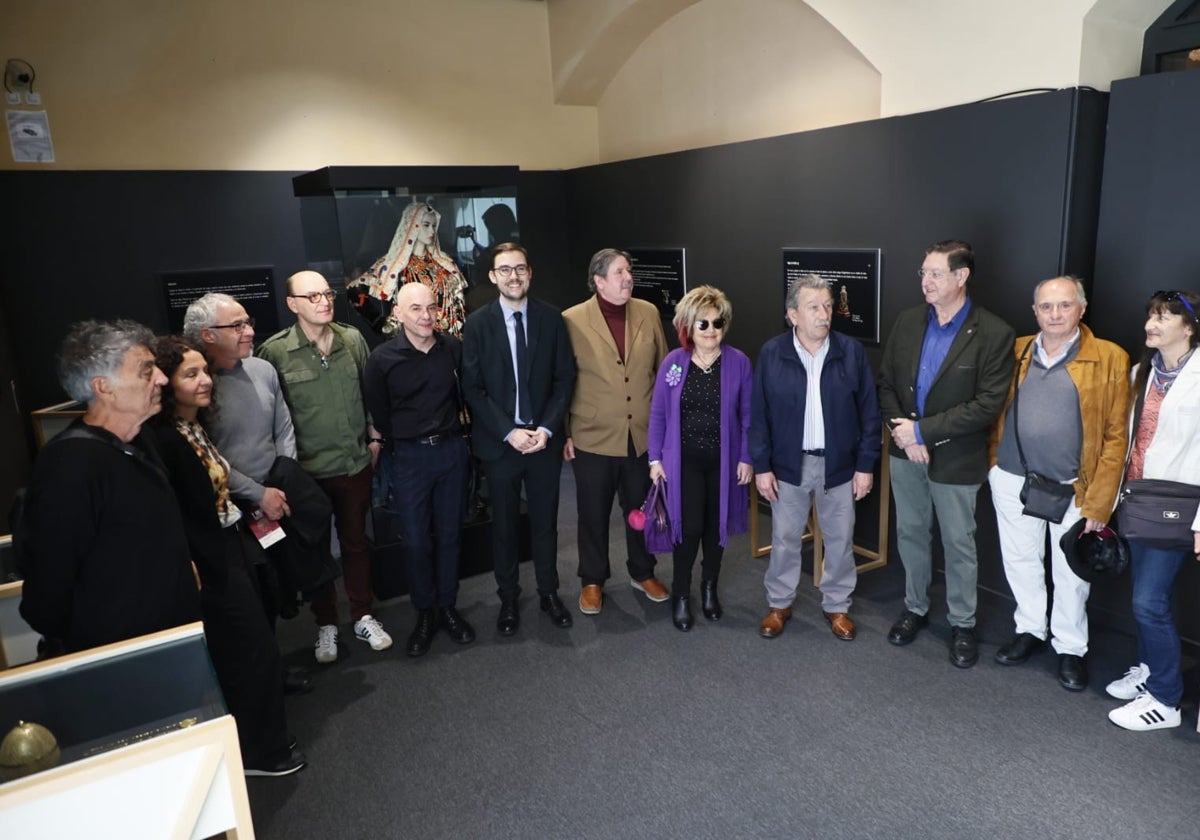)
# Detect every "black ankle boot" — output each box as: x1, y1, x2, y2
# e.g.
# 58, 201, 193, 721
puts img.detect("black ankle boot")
701, 580, 722, 621
672, 595, 694, 632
